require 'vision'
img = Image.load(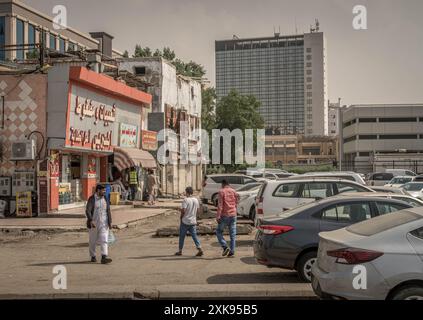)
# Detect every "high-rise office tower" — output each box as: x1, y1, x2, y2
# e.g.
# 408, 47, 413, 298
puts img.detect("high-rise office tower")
215, 29, 327, 136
